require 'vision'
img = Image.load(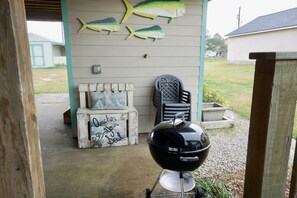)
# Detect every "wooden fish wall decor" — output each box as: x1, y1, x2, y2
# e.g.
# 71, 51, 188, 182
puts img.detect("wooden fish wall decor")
121, 0, 186, 24
126, 25, 165, 41
77, 0, 186, 40
77, 17, 120, 34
